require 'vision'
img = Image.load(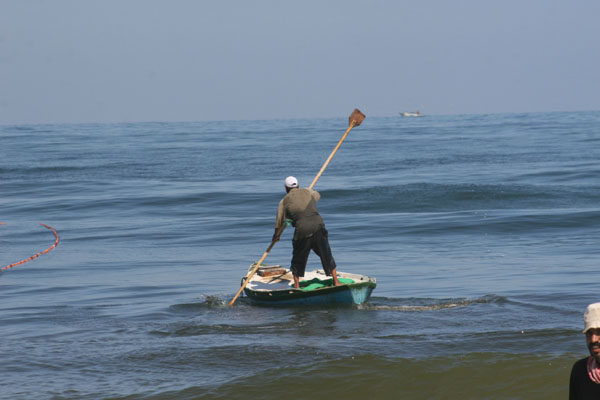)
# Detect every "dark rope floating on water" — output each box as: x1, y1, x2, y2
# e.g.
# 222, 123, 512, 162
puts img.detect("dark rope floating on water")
1, 223, 60, 271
